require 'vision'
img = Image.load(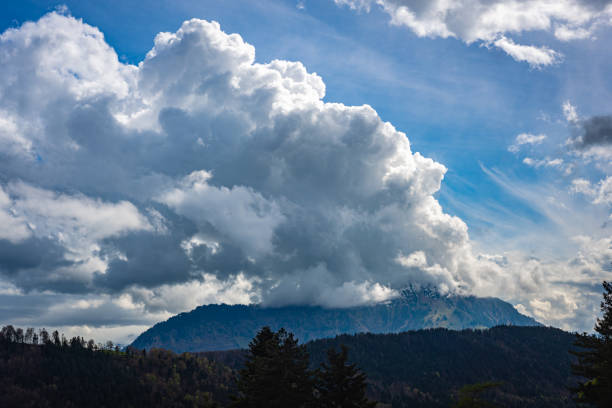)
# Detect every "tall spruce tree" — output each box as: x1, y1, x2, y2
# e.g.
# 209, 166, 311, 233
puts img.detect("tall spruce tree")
233, 327, 314, 408
315, 345, 375, 408
571, 281, 612, 406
